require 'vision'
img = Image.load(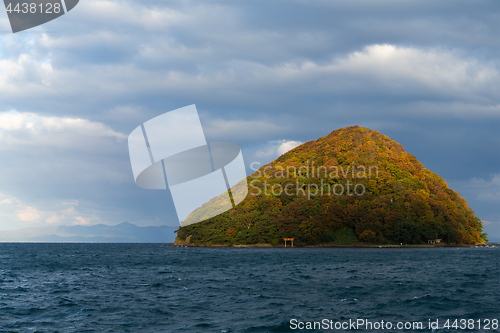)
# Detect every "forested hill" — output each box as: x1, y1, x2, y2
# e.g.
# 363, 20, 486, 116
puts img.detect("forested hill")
175, 126, 486, 246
